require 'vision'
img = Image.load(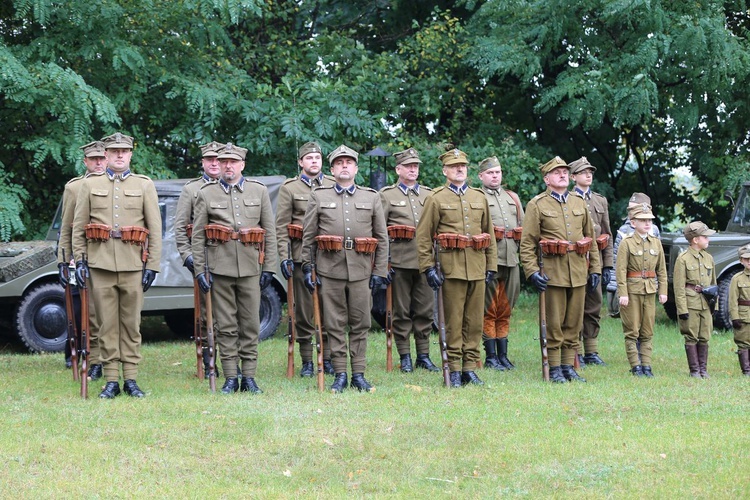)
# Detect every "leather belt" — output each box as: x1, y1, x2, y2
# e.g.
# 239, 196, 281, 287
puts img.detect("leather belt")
344, 239, 354, 250
685, 283, 705, 293
627, 270, 656, 278
738, 300, 750, 306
